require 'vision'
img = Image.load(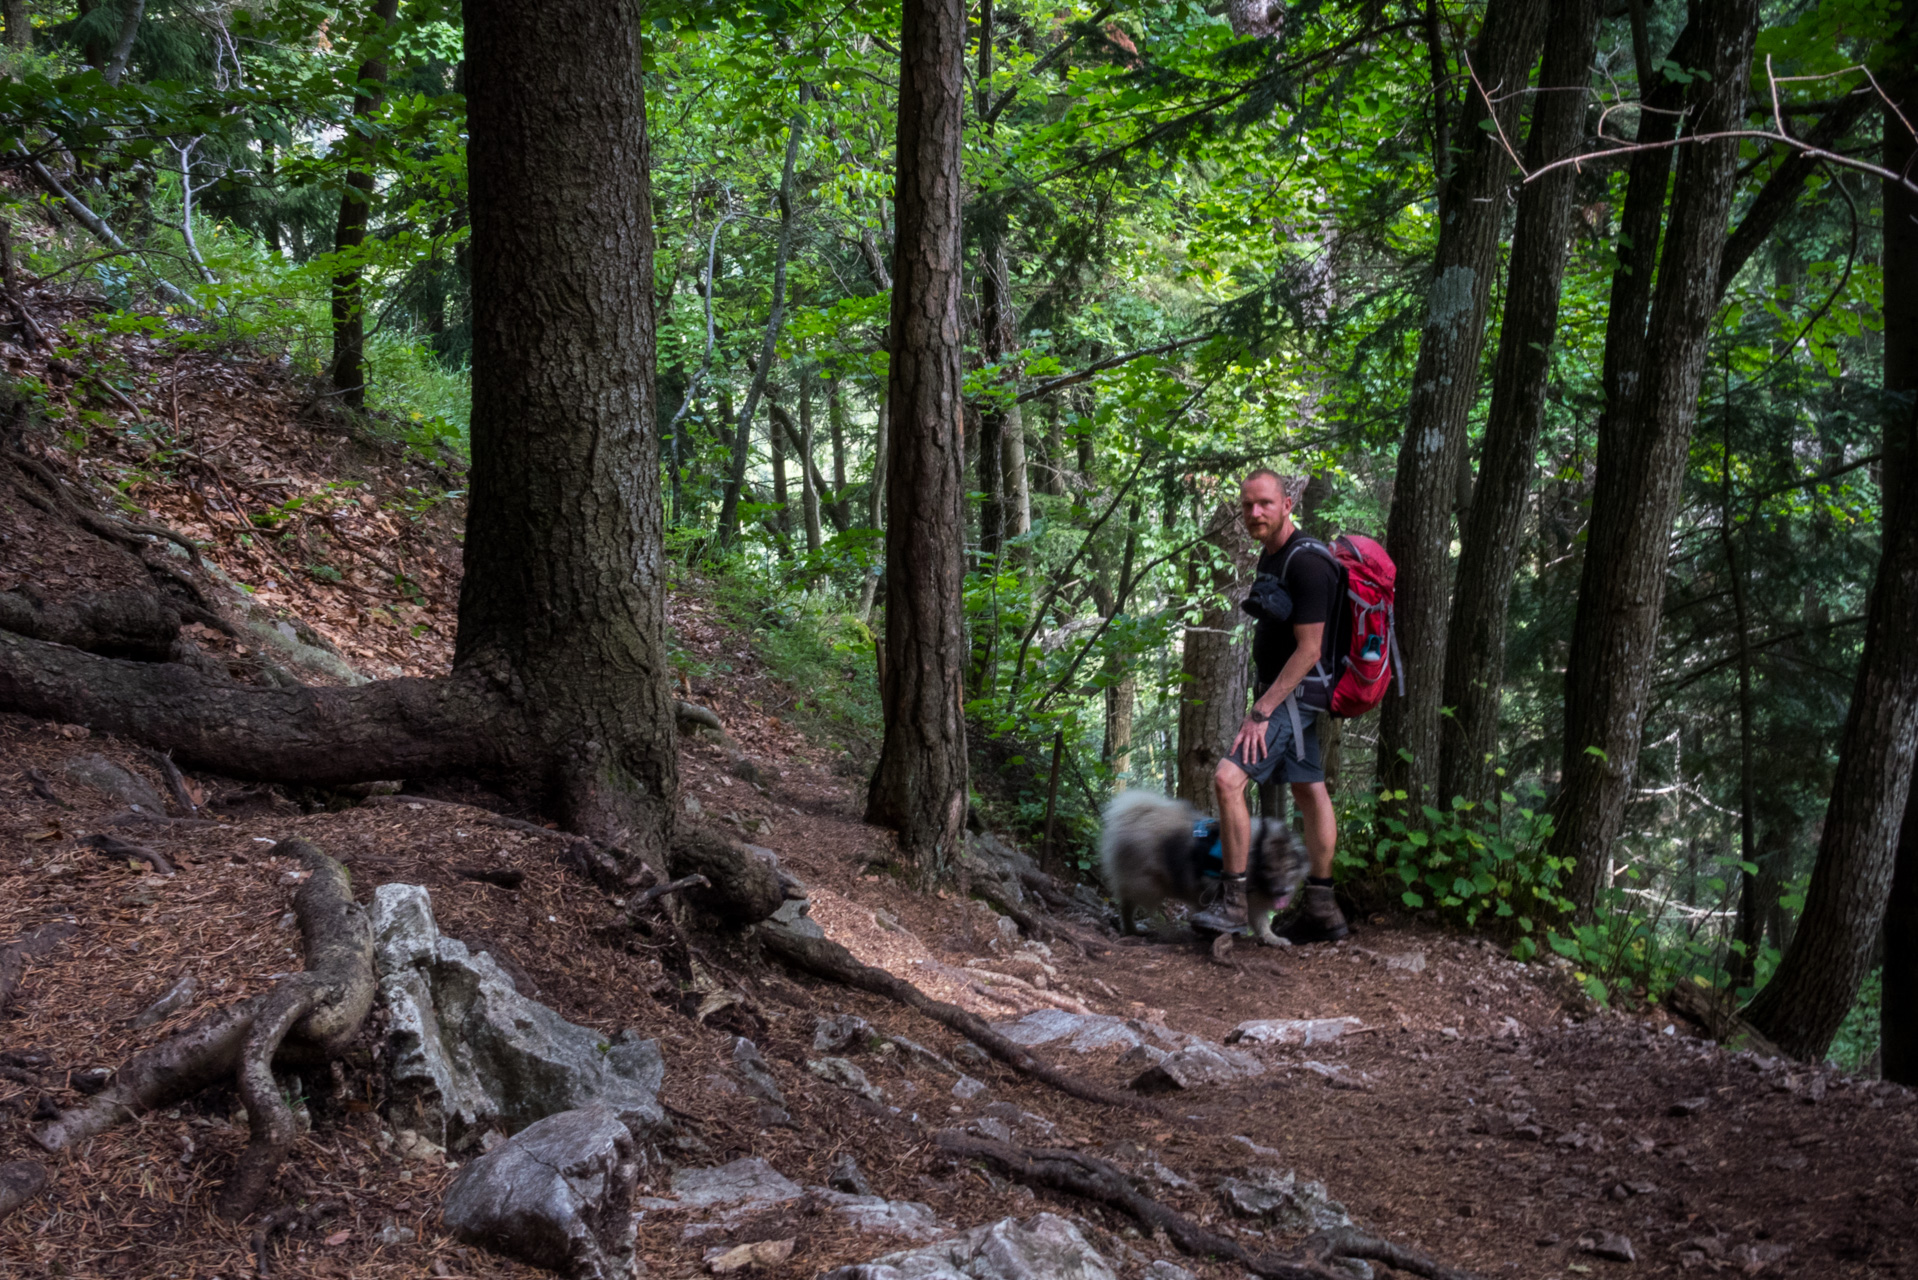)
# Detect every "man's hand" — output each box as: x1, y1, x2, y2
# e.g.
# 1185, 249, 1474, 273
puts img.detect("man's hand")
1232, 712, 1270, 765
